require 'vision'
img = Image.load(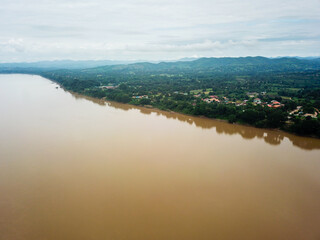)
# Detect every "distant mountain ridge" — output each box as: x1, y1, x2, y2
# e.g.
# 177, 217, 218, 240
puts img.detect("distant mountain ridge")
81, 57, 320, 74
1, 57, 320, 74
0, 57, 199, 71
0, 60, 138, 71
